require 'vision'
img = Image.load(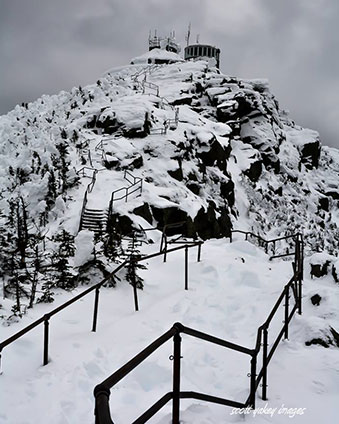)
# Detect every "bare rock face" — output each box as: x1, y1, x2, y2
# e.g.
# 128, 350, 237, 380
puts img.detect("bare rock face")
197, 136, 231, 173
149, 202, 232, 240
310, 261, 331, 278
305, 326, 339, 348
299, 140, 321, 169
133, 203, 153, 225
244, 159, 263, 182
309, 253, 336, 279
